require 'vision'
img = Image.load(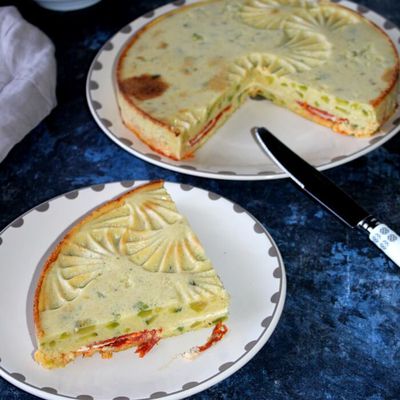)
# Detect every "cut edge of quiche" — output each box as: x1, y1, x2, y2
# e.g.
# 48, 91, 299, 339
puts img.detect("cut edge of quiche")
33, 181, 230, 368
115, 0, 399, 160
